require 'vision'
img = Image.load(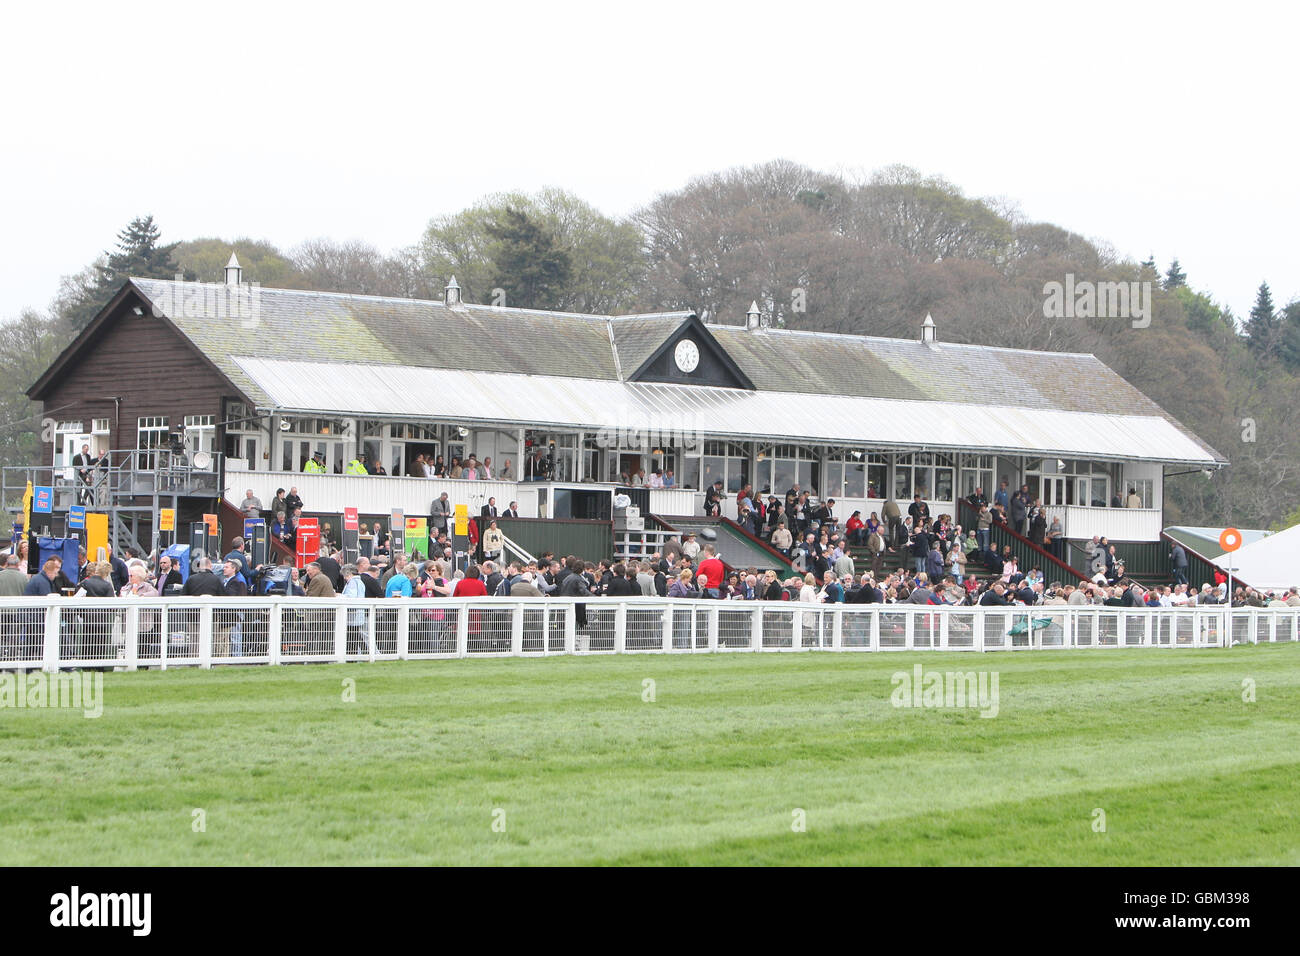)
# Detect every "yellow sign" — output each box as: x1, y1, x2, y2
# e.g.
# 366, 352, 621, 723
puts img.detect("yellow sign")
159, 508, 176, 532
86, 512, 109, 563
204, 513, 218, 537
454, 503, 468, 536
